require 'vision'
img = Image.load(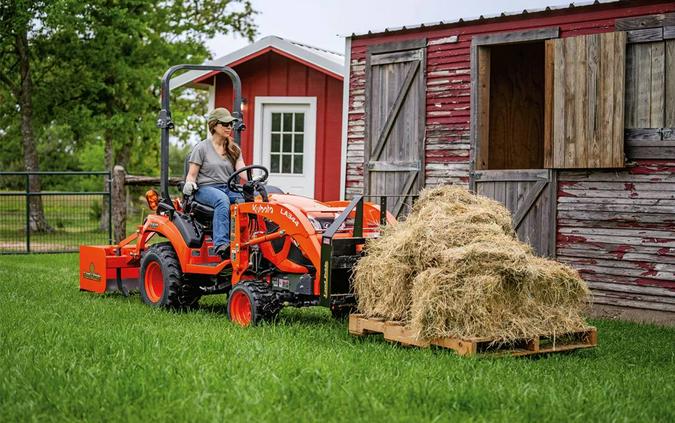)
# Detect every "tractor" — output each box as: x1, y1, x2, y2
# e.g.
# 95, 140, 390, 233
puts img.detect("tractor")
79, 64, 394, 326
